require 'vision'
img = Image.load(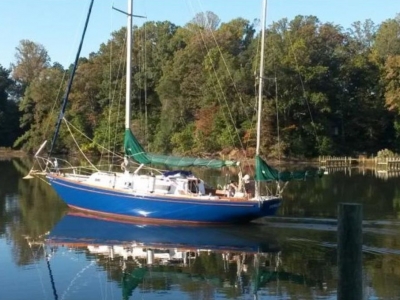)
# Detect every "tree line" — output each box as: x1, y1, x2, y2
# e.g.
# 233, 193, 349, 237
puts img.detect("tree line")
1, 12, 400, 159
